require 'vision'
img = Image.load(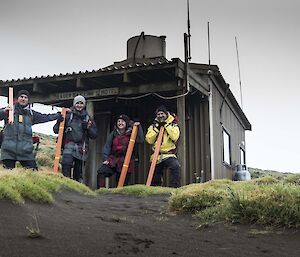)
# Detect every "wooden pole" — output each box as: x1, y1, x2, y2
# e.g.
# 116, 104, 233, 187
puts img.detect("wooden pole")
53, 108, 67, 173
146, 126, 164, 186
8, 87, 14, 124
117, 124, 139, 188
